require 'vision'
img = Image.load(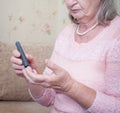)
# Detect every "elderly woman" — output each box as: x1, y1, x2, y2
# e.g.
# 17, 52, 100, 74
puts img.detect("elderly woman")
11, 0, 120, 113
